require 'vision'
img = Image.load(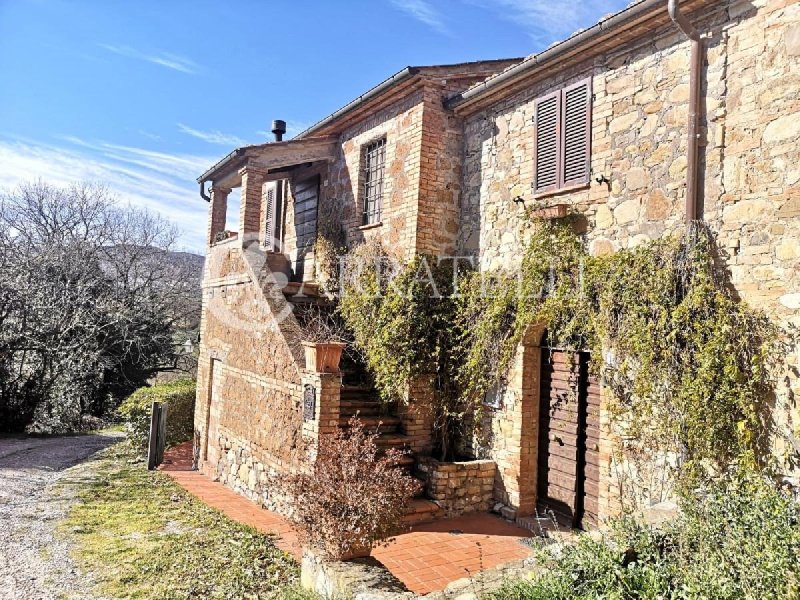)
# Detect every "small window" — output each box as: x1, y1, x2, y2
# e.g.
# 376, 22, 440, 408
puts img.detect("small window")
263, 182, 281, 251
534, 78, 592, 195
362, 138, 386, 225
